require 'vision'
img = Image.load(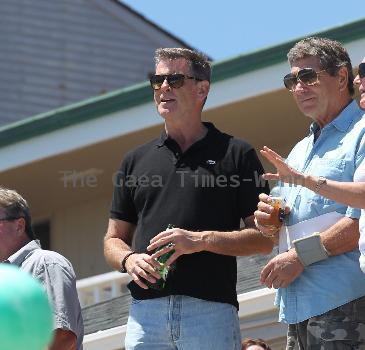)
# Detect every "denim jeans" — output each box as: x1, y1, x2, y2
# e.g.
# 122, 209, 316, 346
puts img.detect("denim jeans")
125, 295, 241, 350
